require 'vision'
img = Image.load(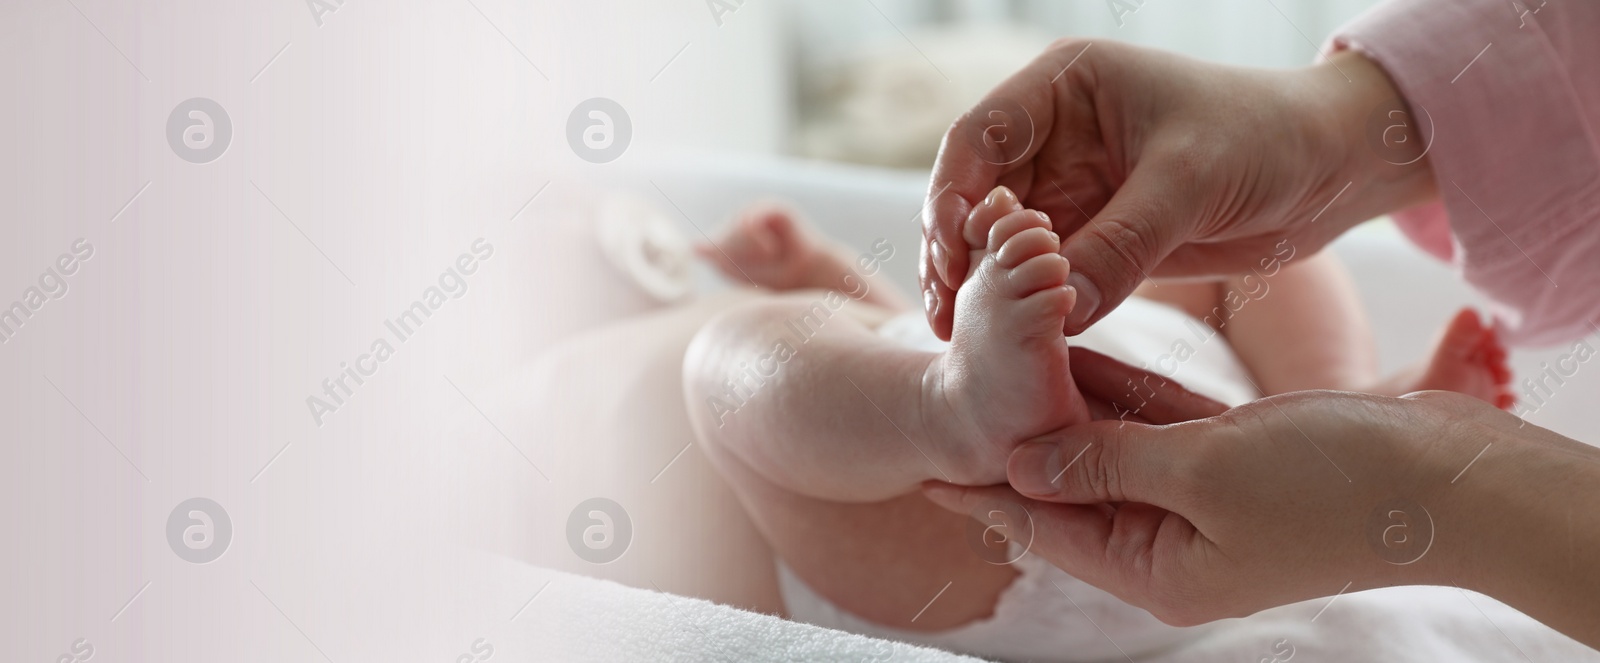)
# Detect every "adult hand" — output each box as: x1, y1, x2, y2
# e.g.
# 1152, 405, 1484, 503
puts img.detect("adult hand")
1064, 346, 1226, 425
924, 390, 1600, 649
921, 40, 1438, 340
